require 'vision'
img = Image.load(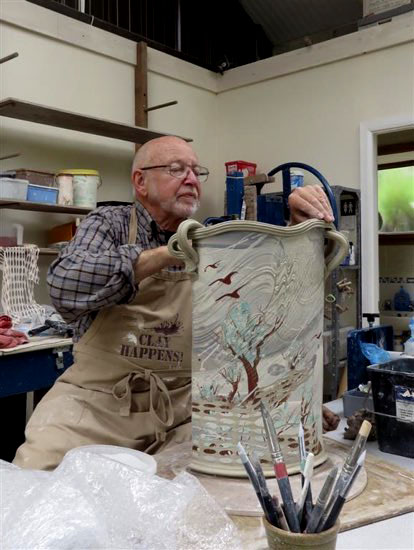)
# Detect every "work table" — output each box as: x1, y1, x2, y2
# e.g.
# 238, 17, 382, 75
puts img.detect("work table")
228, 399, 414, 549
321, 399, 413, 549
